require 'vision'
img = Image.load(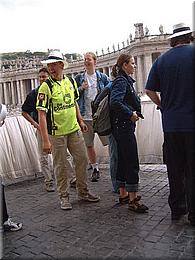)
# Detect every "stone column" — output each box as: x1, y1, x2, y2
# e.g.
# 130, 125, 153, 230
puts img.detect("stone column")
16, 80, 21, 104
31, 78, 35, 90
108, 66, 112, 78
136, 56, 144, 94
102, 67, 107, 75
10, 81, 16, 105
0, 83, 3, 103
20, 80, 25, 103
3, 82, 9, 105
34, 78, 38, 87
143, 53, 153, 84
